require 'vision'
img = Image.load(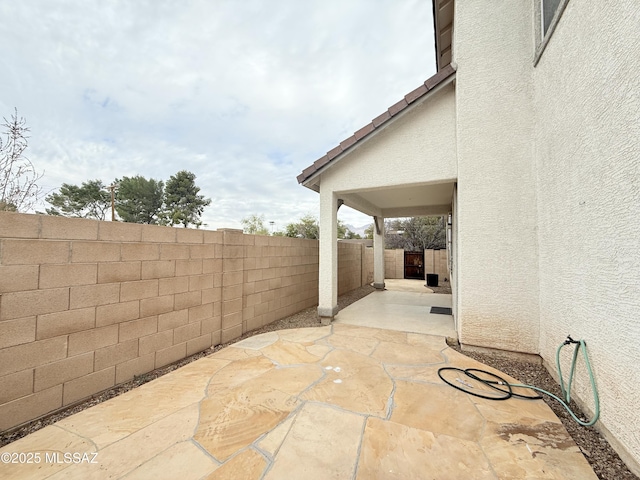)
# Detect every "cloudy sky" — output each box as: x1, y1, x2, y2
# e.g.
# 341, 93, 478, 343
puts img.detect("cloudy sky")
1, 0, 436, 232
